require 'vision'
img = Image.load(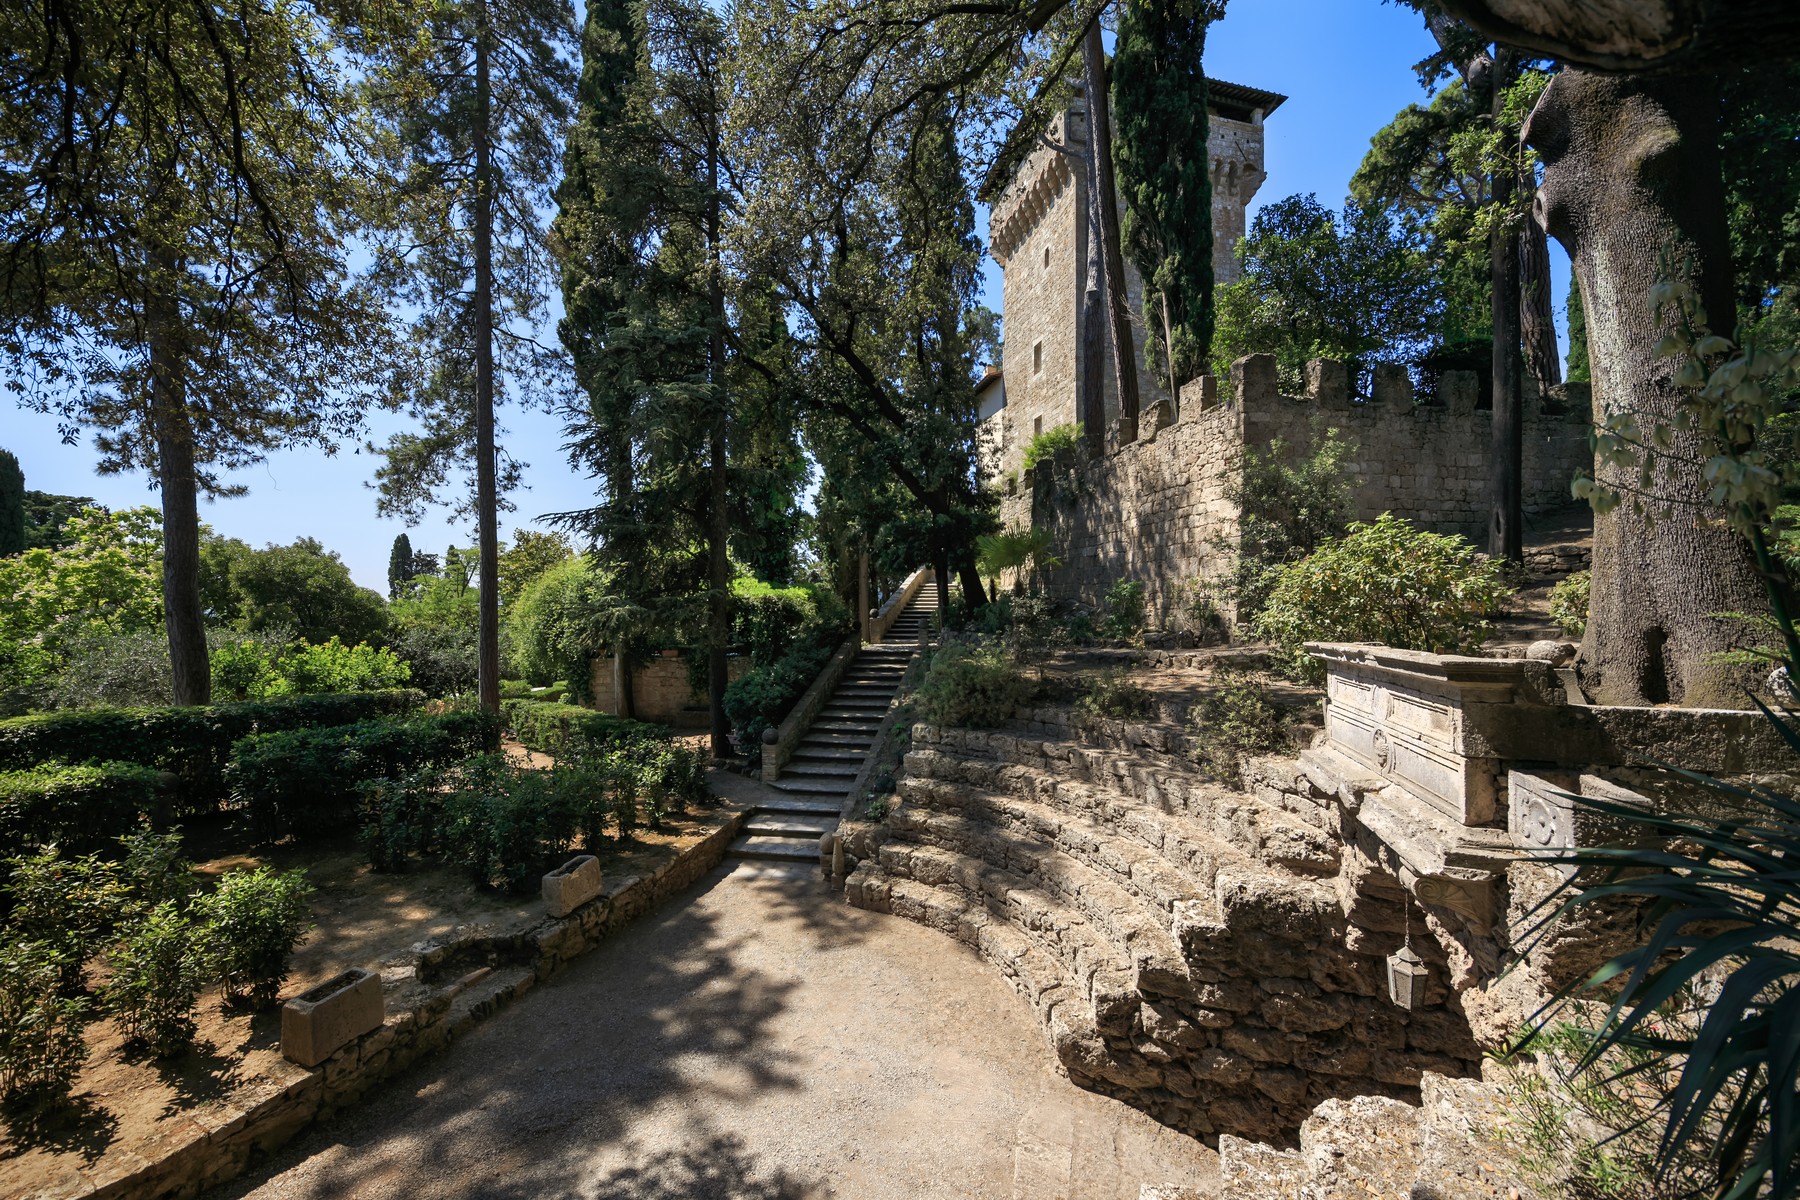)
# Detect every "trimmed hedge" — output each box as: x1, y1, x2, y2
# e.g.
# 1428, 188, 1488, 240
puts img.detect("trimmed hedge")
227, 710, 499, 842
0, 762, 166, 857
502, 700, 668, 757
0, 691, 426, 812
